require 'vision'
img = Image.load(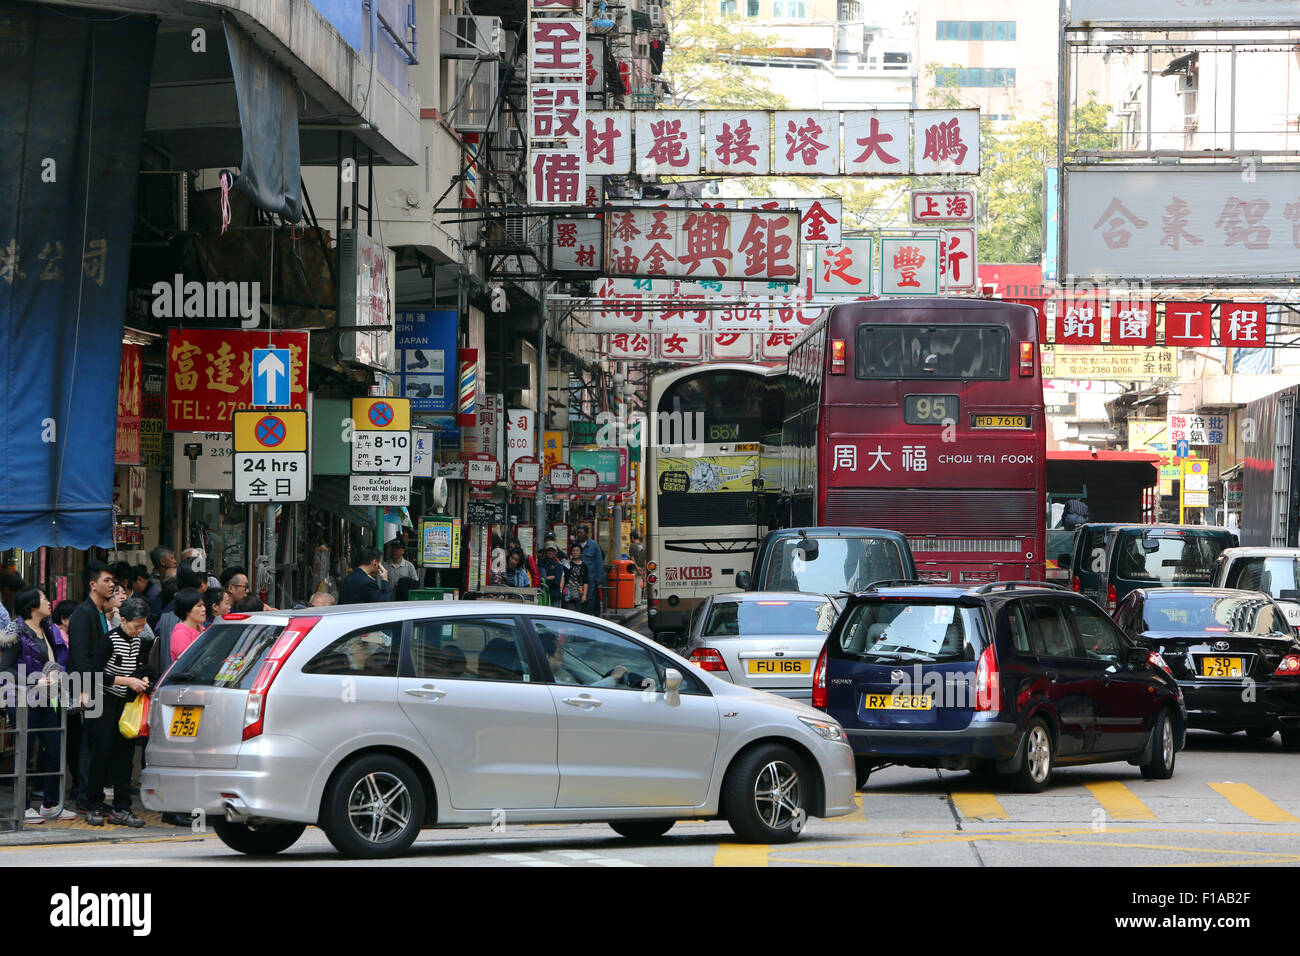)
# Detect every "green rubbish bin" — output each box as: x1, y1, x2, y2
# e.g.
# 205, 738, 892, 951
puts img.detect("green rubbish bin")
409, 588, 460, 601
